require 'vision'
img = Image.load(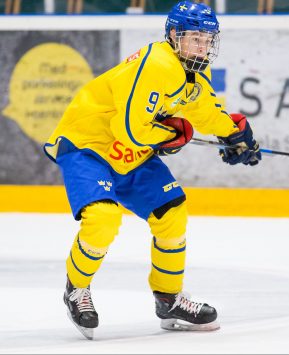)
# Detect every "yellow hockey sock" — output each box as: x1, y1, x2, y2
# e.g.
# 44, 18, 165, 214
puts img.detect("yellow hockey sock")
148, 202, 188, 293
